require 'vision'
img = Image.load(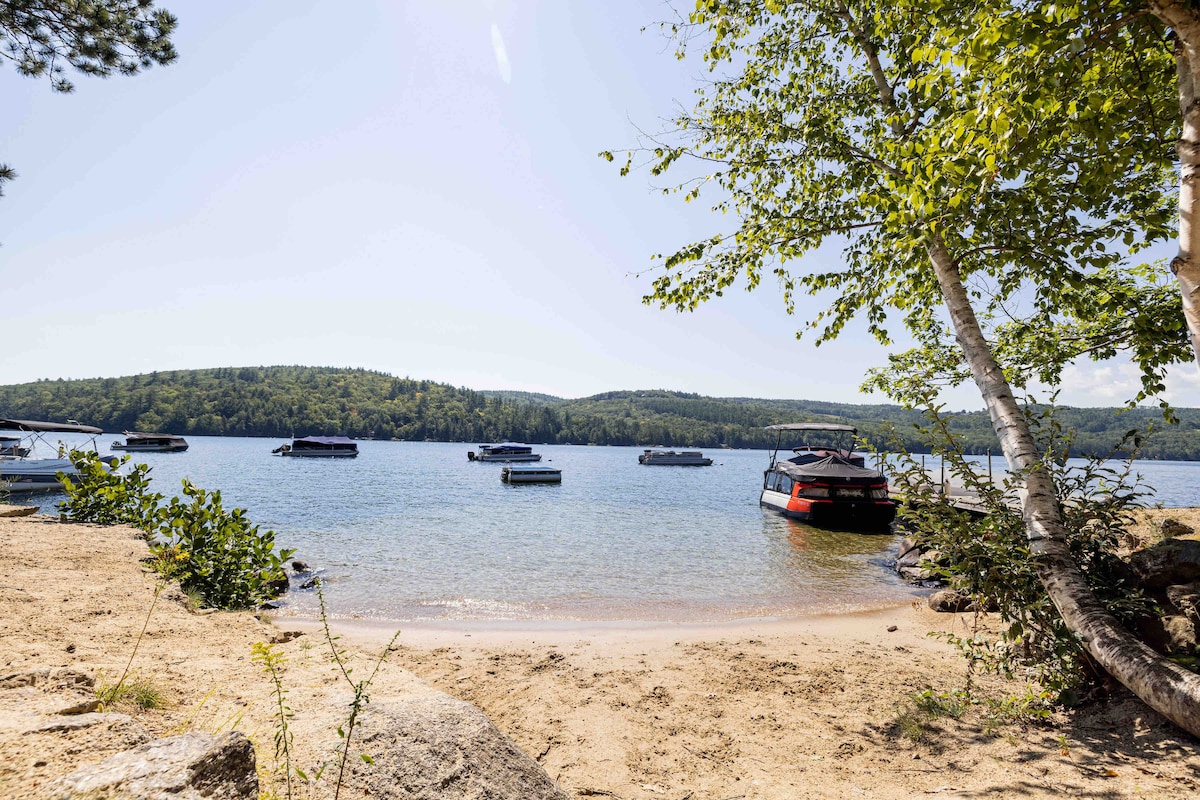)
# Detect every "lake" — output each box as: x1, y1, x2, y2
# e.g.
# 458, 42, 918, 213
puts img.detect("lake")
13, 434, 1200, 624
